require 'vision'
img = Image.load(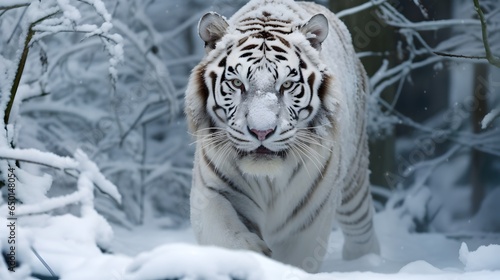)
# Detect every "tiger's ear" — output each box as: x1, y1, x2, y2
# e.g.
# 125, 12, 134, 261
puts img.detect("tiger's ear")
199, 12, 229, 52
300, 14, 328, 50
